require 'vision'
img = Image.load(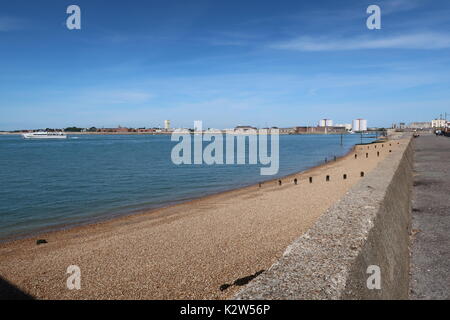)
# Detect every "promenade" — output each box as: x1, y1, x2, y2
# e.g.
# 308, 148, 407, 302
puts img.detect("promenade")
410, 134, 450, 299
